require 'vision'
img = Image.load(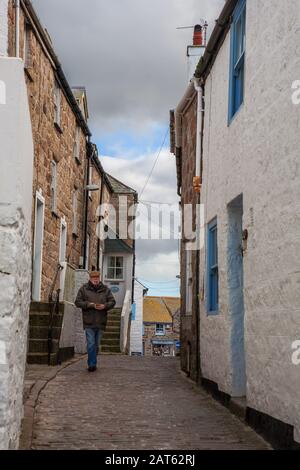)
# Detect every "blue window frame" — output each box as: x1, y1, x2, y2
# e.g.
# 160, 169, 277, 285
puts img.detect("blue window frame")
207, 219, 219, 314
228, 0, 246, 122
